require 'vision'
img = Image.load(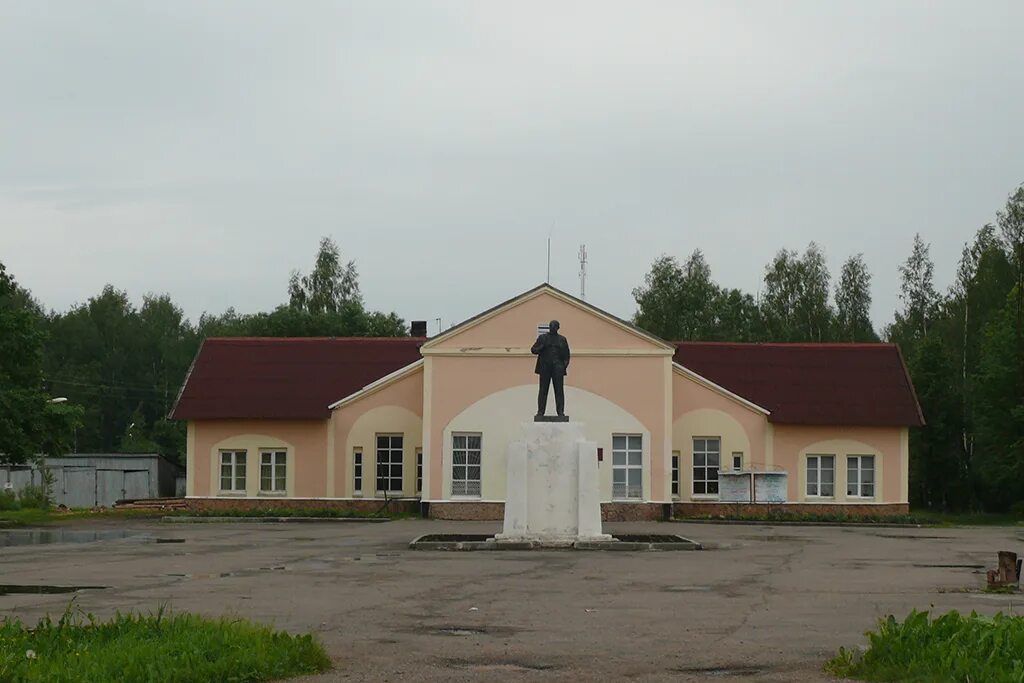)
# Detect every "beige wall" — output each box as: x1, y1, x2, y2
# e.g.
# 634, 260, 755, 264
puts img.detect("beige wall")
423, 290, 674, 501
671, 370, 771, 501
330, 367, 424, 498
772, 425, 907, 504
425, 353, 671, 501
440, 383, 649, 501
189, 419, 328, 498
429, 289, 665, 351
